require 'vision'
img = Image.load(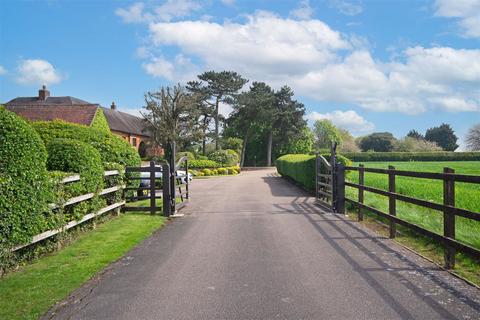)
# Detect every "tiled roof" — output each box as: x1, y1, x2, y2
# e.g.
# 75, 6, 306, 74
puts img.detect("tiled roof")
5, 105, 98, 126
101, 107, 150, 137
6, 96, 92, 106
